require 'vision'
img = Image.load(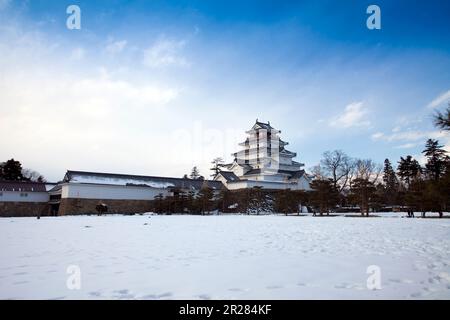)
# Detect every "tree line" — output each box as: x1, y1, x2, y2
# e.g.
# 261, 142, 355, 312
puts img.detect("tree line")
0, 159, 46, 182
150, 139, 449, 217
153, 106, 450, 217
